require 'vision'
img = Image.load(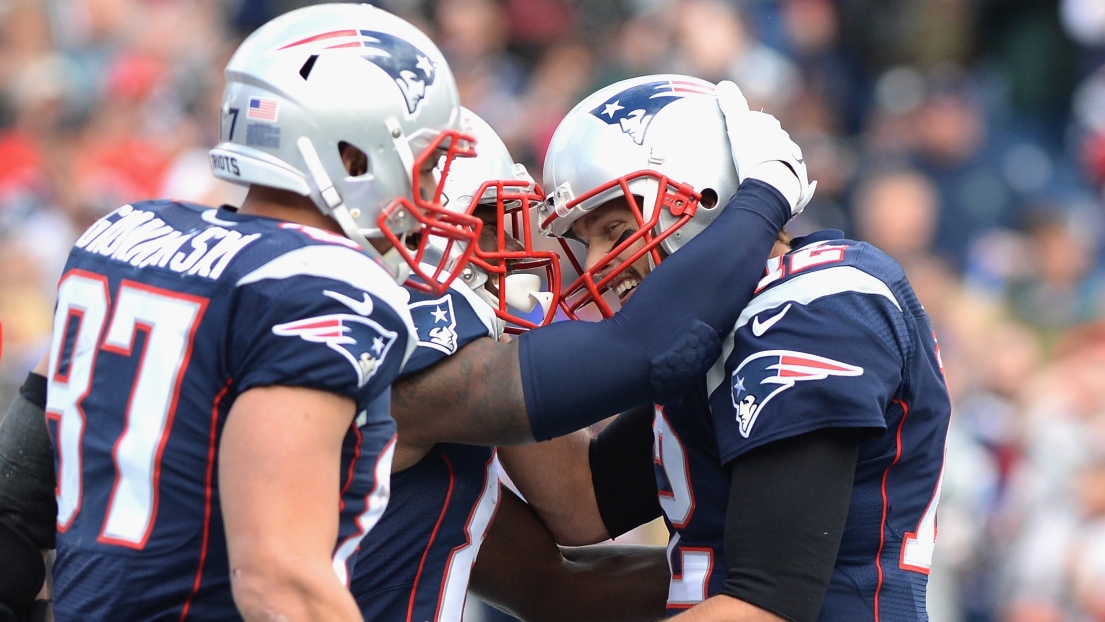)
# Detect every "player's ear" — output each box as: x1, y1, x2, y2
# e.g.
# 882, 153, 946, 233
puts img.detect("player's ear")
339, 142, 368, 177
